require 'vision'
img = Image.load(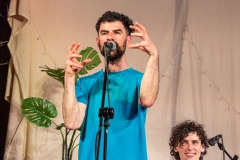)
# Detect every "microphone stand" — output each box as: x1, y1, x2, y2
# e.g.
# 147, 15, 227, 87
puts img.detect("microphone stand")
217, 142, 239, 160
95, 44, 114, 160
